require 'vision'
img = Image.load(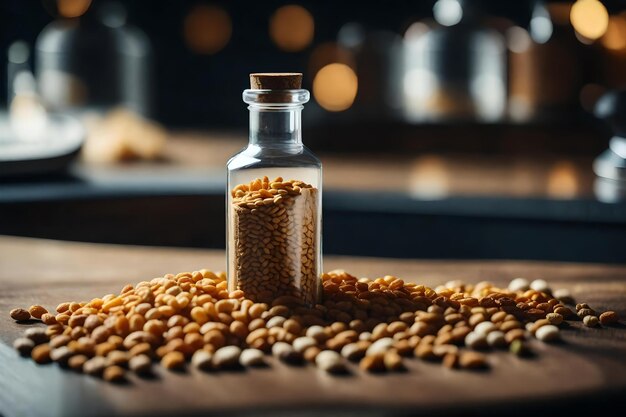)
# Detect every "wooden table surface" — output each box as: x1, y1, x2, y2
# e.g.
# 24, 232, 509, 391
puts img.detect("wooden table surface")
1, 236, 626, 417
